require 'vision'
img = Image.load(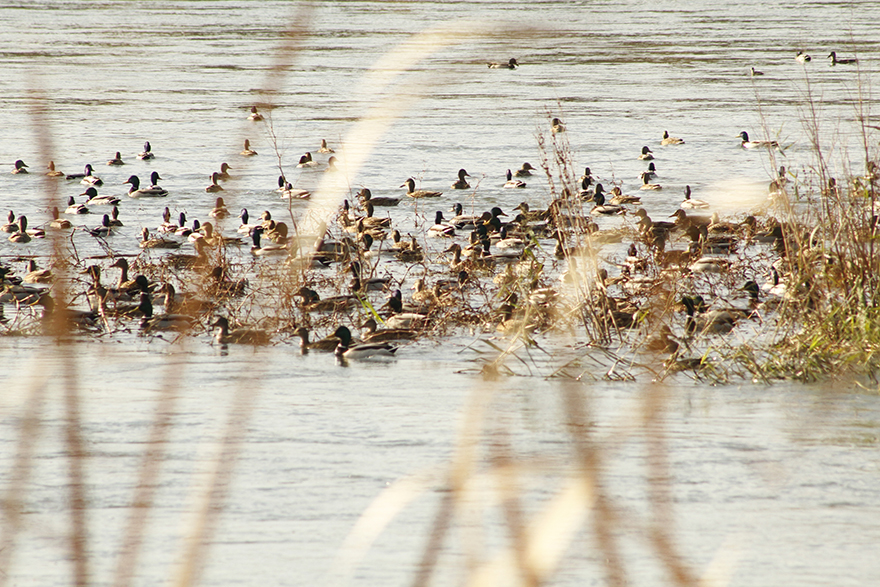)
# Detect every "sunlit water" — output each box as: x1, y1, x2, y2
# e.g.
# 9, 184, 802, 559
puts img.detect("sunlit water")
1, 1, 880, 586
